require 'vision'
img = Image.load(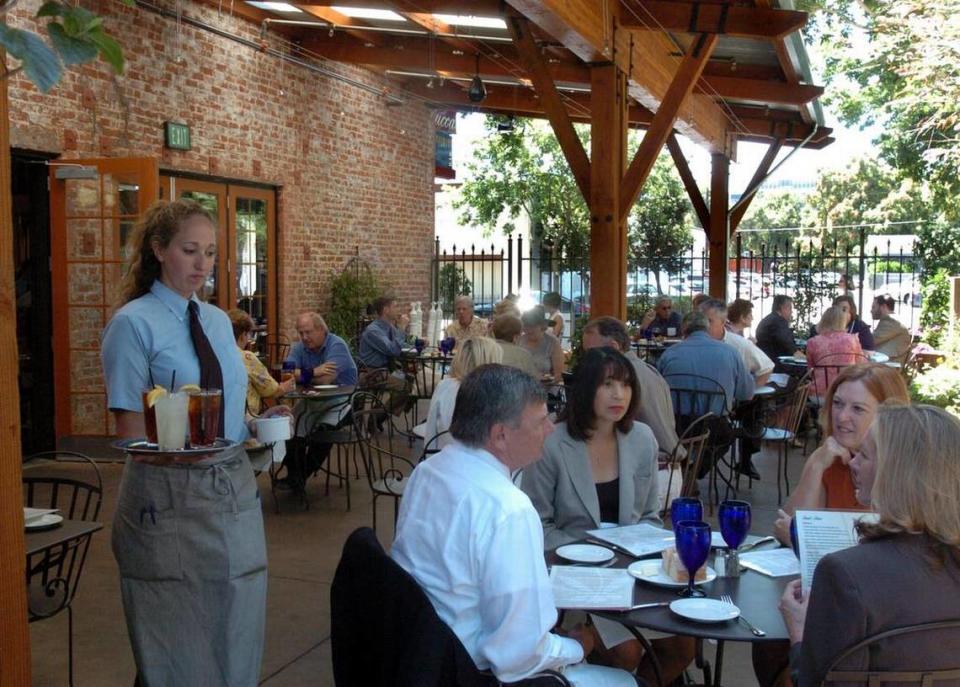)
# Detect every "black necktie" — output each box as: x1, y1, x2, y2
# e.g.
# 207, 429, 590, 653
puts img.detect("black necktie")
187, 300, 225, 436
